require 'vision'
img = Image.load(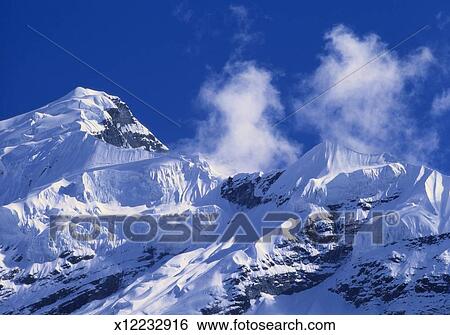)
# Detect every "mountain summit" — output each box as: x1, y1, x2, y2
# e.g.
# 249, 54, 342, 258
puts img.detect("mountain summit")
0, 88, 170, 204
0, 87, 168, 152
